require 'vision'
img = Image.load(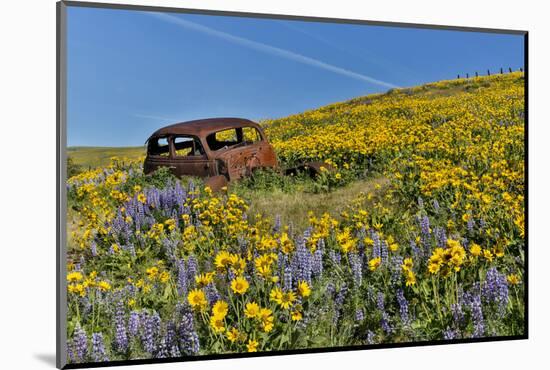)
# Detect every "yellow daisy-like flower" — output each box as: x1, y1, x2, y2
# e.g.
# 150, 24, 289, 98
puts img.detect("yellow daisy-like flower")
270, 287, 283, 304
146, 266, 159, 279
214, 251, 233, 270
259, 308, 274, 332
137, 193, 147, 204
67, 271, 83, 283
195, 272, 214, 287
210, 315, 225, 333
296, 281, 311, 298
470, 243, 482, 257
247, 339, 259, 352
187, 289, 207, 310
230, 276, 249, 295
405, 270, 416, 286
291, 310, 303, 321
226, 327, 240, 343
159, 271, 170, 283
244, 302, 260, 318
507, 274, 520, 285
212, 300, 229, 318
279, 232, 294, 254
368, 257, 382, 271
278, 291, 296, 310
428, 262, 441, 274
97, 281, 111, 292
483, 249, 494, 262
401, 257, 413, 271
